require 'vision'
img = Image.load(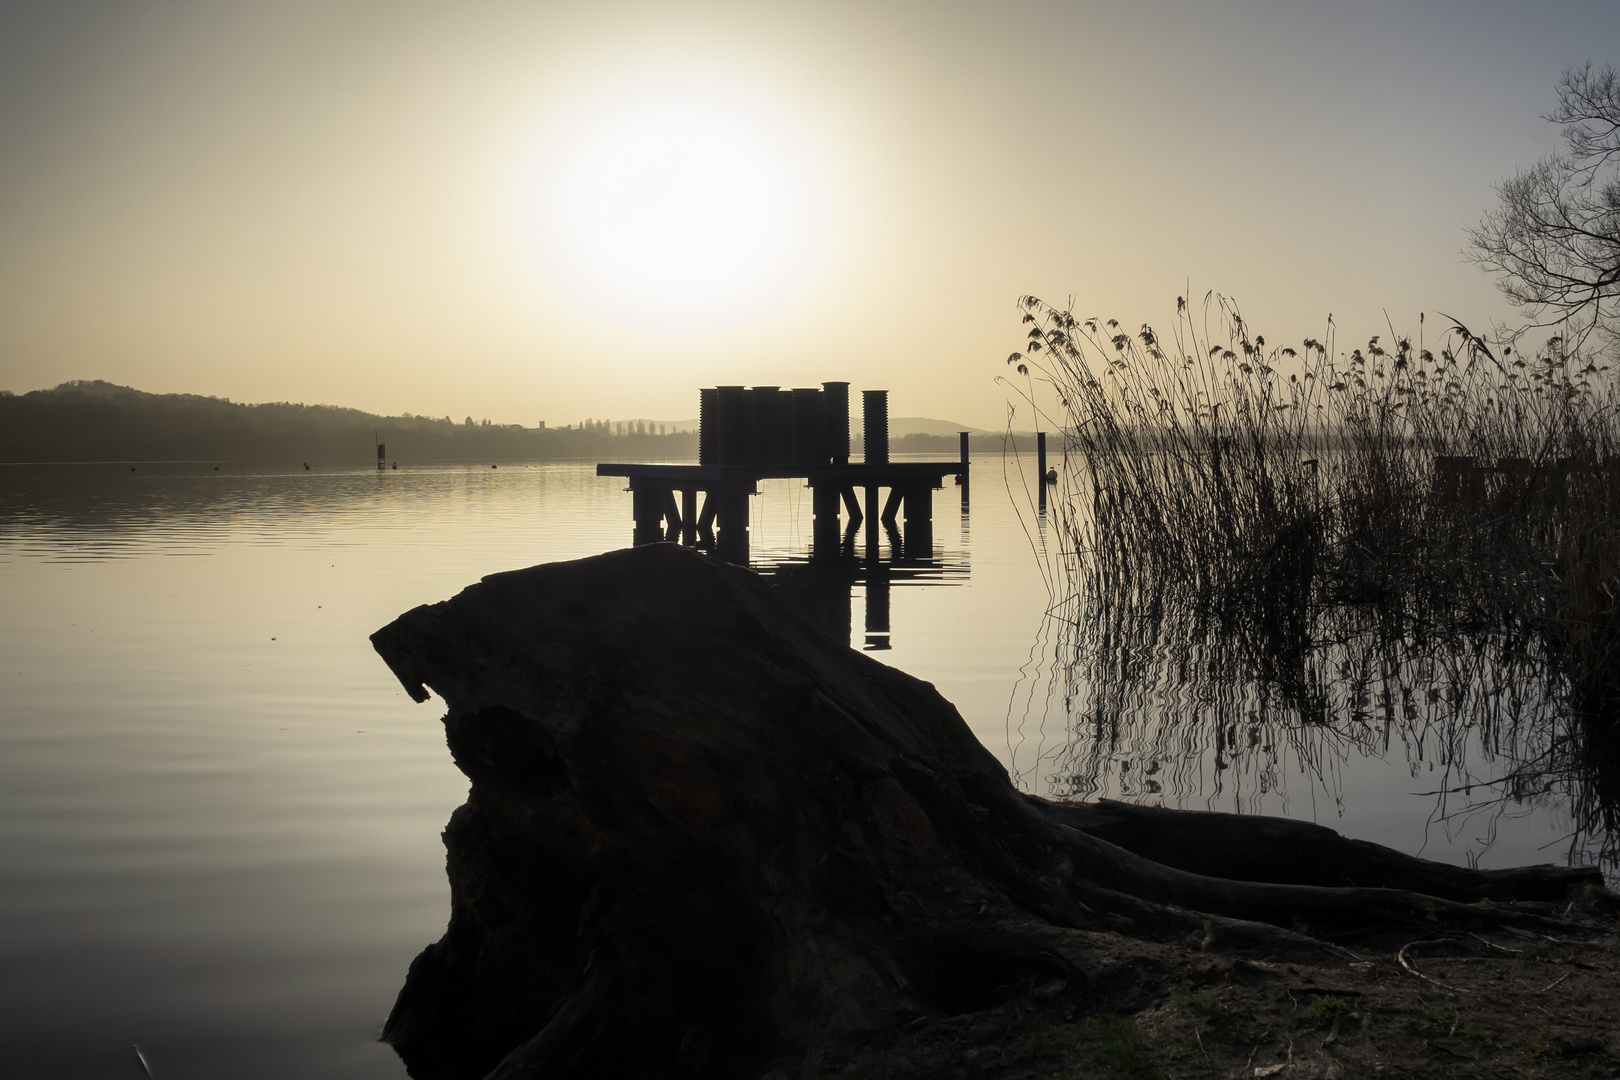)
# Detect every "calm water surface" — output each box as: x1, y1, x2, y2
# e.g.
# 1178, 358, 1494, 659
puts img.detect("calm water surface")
0, 459, 1589, 1078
